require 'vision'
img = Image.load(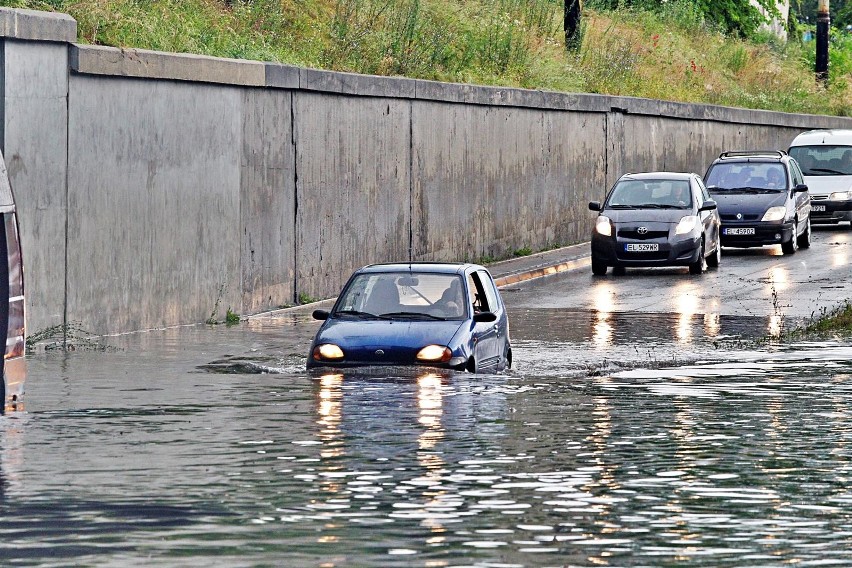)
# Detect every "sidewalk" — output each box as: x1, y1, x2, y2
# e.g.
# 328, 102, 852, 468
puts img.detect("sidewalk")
488, 241, 590, 287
